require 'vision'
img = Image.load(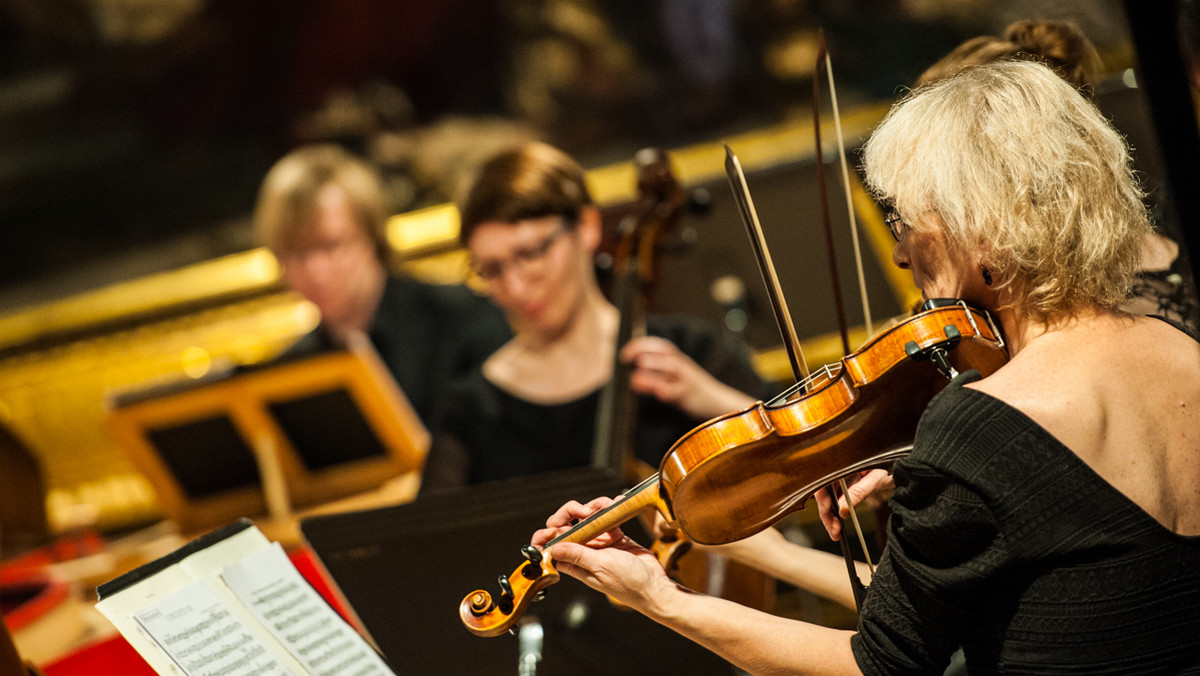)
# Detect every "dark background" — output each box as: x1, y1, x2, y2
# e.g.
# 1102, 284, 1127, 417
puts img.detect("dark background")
0, 0, 1194, 320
